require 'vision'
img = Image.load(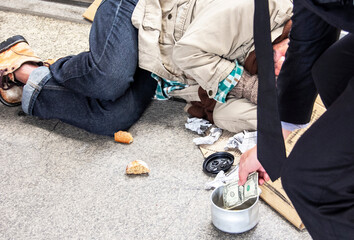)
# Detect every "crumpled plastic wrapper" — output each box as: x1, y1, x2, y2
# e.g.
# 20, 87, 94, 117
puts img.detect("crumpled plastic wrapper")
225, 130, 257, 153
185, 117, 212, 135
193, 127, 222, 145
205, 165, 239, 190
